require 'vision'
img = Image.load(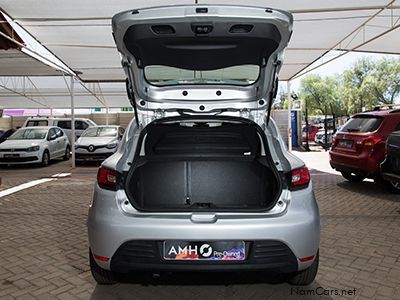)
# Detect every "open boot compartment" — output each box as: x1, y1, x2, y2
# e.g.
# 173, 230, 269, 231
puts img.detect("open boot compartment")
125, 121, 281, 212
